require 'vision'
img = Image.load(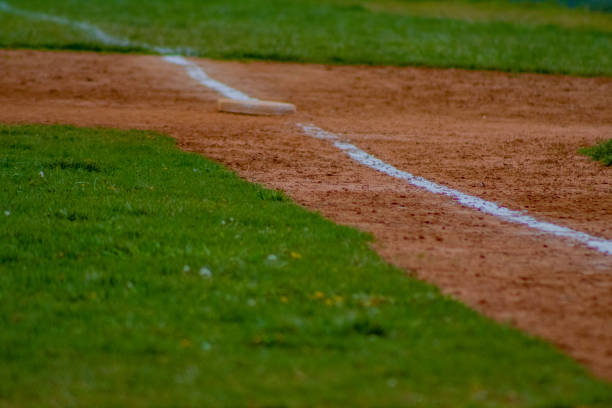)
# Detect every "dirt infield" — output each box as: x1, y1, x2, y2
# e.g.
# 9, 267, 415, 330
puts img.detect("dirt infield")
1, 50, 610, 379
